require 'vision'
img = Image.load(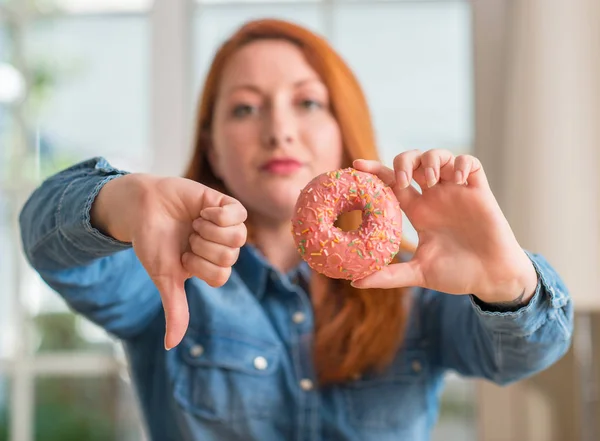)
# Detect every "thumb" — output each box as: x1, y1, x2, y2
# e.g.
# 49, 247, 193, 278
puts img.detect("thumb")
351, 261, 422, 290
153, 274, 190, 350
